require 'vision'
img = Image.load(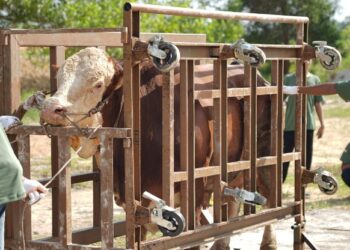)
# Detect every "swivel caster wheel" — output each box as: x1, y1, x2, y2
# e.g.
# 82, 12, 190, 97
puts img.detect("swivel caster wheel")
232, 39, 266, 67
148, 35, 180, 72
318, 175, 338, 195
158, 210, 185, 237
313, 41, 342, 70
